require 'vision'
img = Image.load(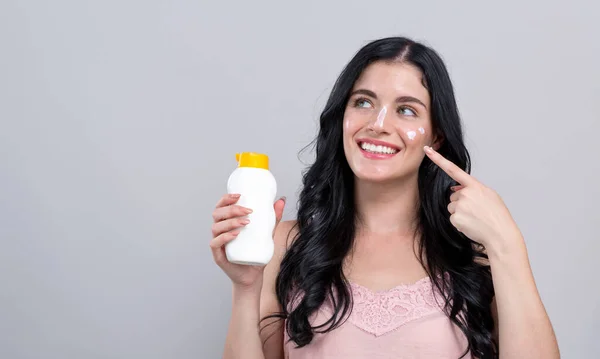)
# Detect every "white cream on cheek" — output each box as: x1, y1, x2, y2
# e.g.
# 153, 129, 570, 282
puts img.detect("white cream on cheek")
405, 127, 426, 141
